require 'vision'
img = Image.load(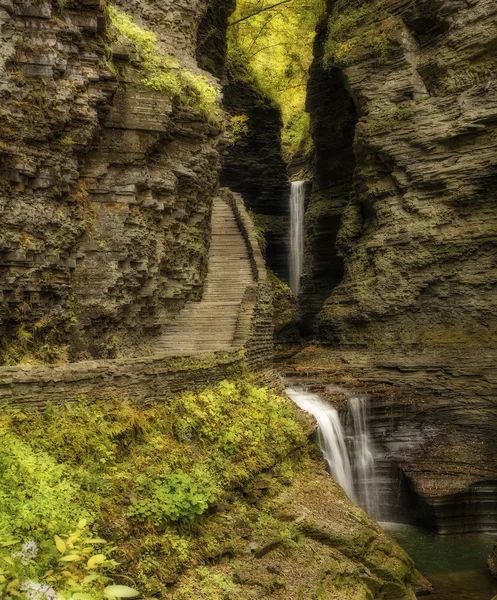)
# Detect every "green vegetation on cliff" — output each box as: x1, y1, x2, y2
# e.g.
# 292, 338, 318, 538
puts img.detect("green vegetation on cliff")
0, 380, 304, 598
324, 0, 395, 67
0, 377, 426, 599
108, 6, 219, 116
228, 0, 325, 159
